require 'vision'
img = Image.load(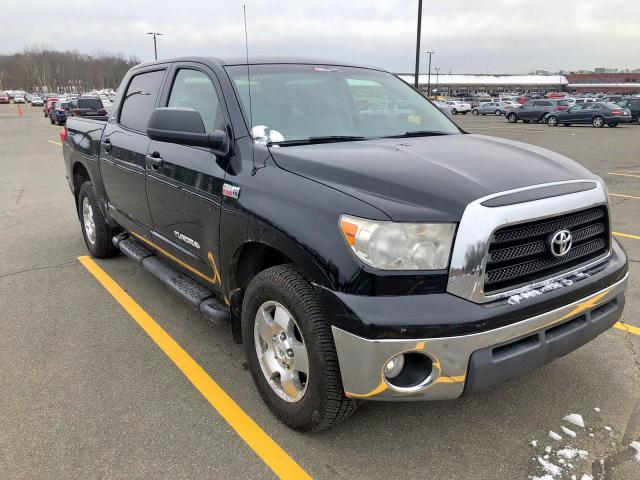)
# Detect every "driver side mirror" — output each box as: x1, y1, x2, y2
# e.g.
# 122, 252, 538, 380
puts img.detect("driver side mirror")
147, 107, 229, 153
